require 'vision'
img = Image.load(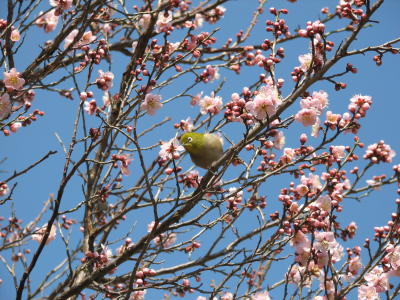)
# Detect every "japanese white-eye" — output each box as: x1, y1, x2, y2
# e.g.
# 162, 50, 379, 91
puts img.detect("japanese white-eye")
180, 132, 224, 169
